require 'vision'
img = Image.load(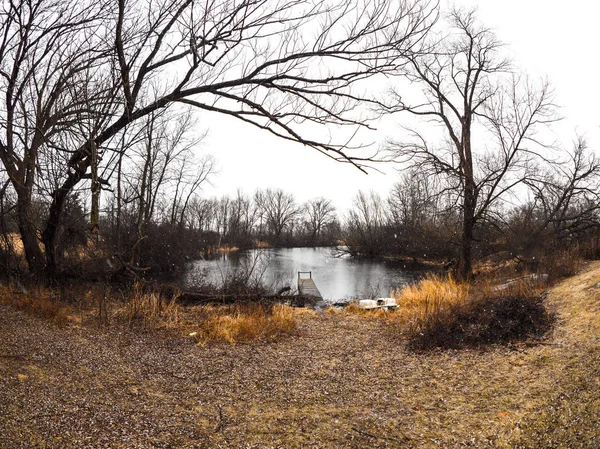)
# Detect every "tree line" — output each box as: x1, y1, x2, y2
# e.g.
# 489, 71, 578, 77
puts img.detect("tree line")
1, 0, 598, 281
